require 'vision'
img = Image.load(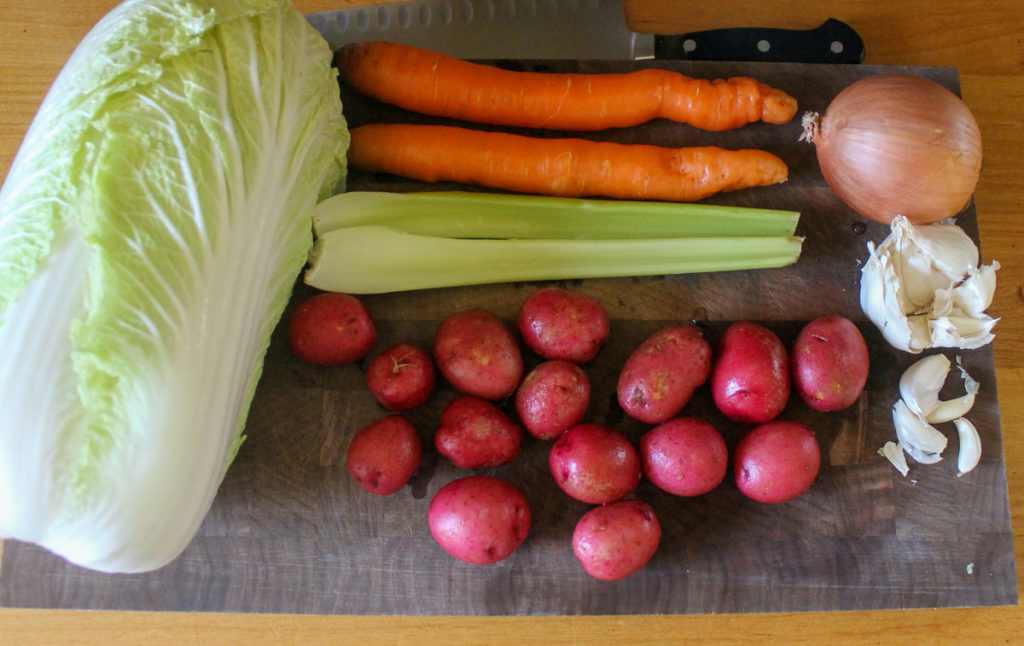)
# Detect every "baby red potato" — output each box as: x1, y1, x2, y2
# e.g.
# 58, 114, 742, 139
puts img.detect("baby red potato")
515, 360, 591, 440
428, 475, 531, 565
711, 321, 790, 423
641, 417, 728, 497
345, 415, 422, 496
617, 323, 712, 424
366, 343, 435, 411
517, 287, 610, 363
572, 499, 661, 581
435, 396, 522, 469
791, 315, 870, 411
288, 292, 376, 365
433, 308, 523, 400
734, 420, 820, 503
549, 423, 641, 504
